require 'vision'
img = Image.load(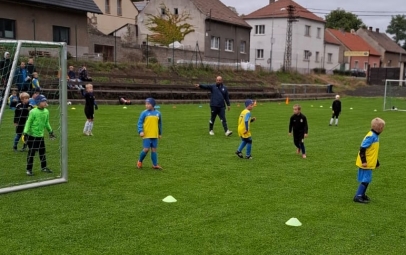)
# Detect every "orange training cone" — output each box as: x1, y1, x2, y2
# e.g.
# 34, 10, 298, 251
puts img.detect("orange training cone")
285, 97, 289, 105
253, 100, 257, 107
